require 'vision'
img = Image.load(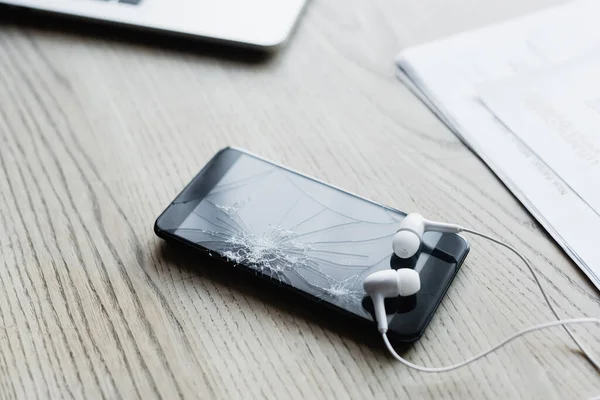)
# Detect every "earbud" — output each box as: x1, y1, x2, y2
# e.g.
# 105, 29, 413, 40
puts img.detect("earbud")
363, 214, 460, 333
363, 269, 421, 332
361, 213, 600, 372
392, 213, 462, 259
